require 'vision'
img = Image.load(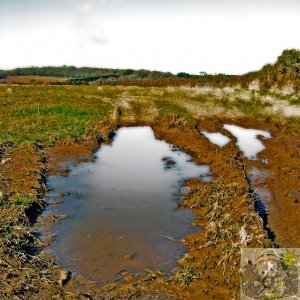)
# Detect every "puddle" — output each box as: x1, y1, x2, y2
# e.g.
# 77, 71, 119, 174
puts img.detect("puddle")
201, 131, 230, 147
246, 167, 276, 242
224, 124, 271, 159
247, 167, 272, 211
40, 127, 211, 283
247, 167, 270, 185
